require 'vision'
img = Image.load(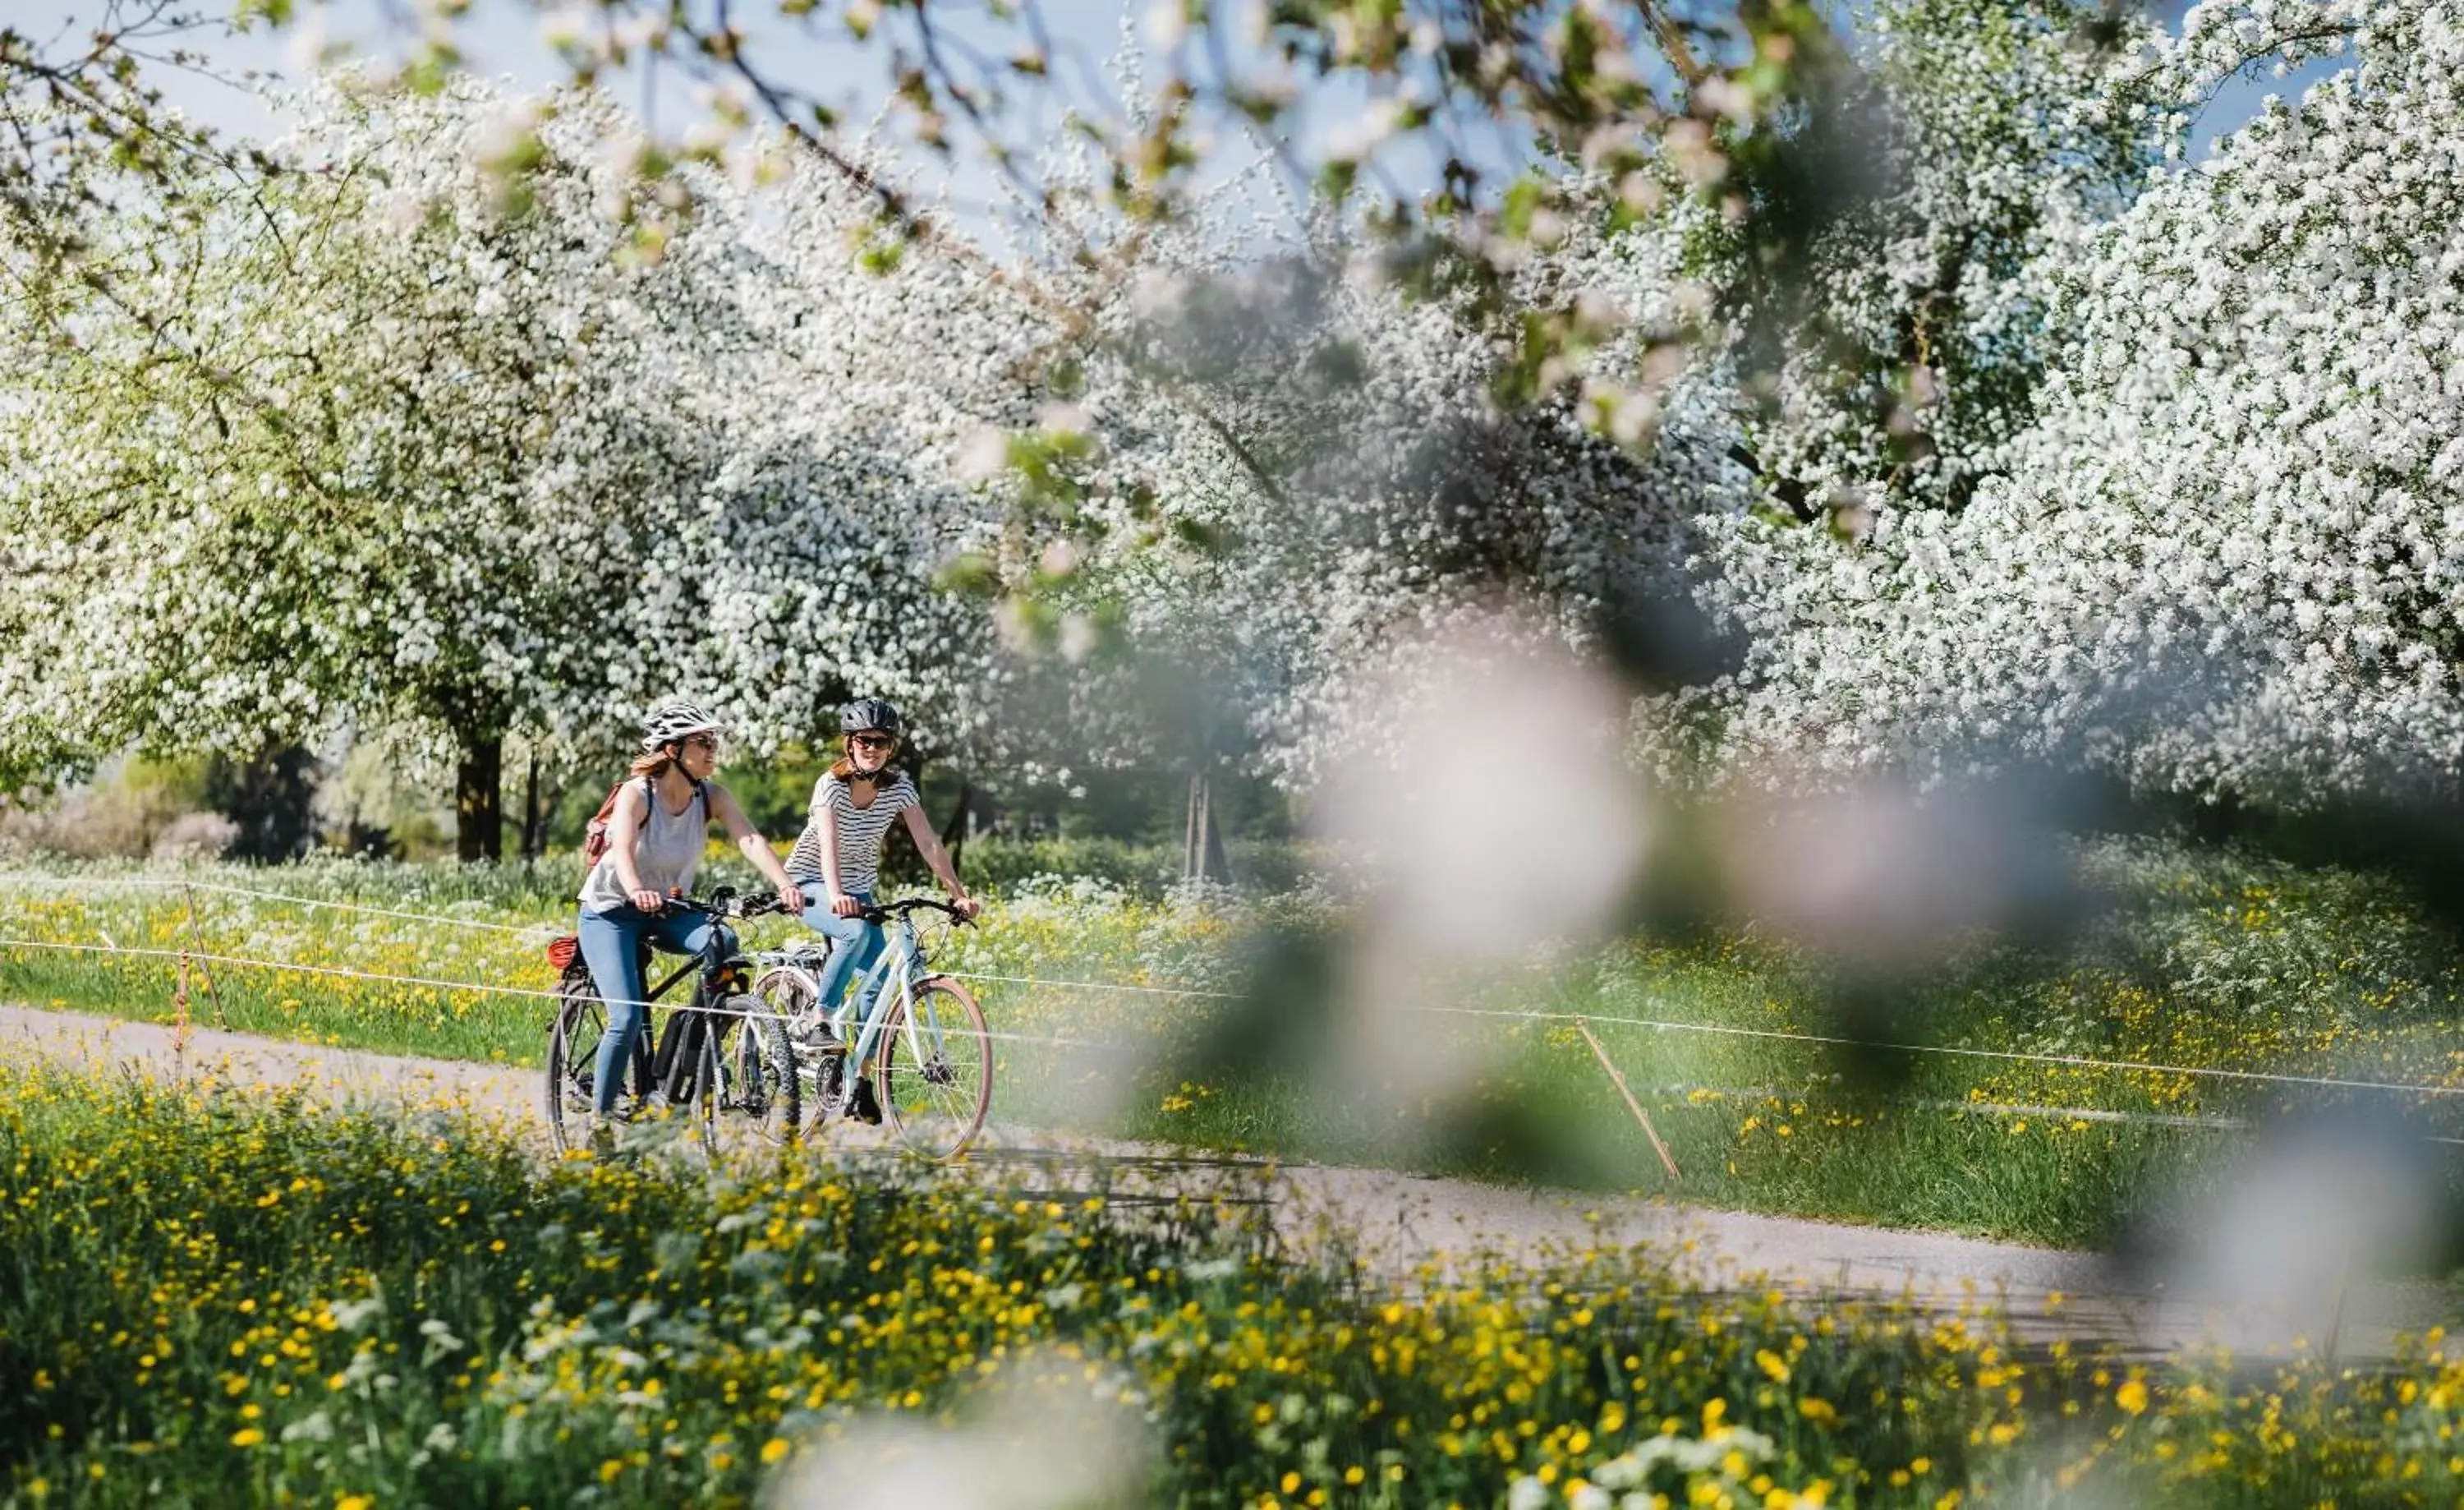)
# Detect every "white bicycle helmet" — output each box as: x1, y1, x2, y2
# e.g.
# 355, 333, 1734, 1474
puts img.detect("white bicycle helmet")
640, 699, 727, 753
